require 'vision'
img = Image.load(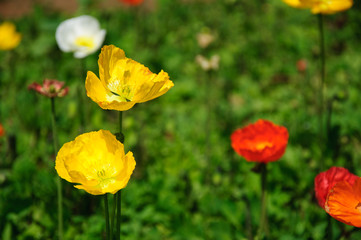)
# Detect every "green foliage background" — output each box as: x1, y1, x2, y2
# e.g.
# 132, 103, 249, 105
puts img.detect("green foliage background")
1, 0, 361, 239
